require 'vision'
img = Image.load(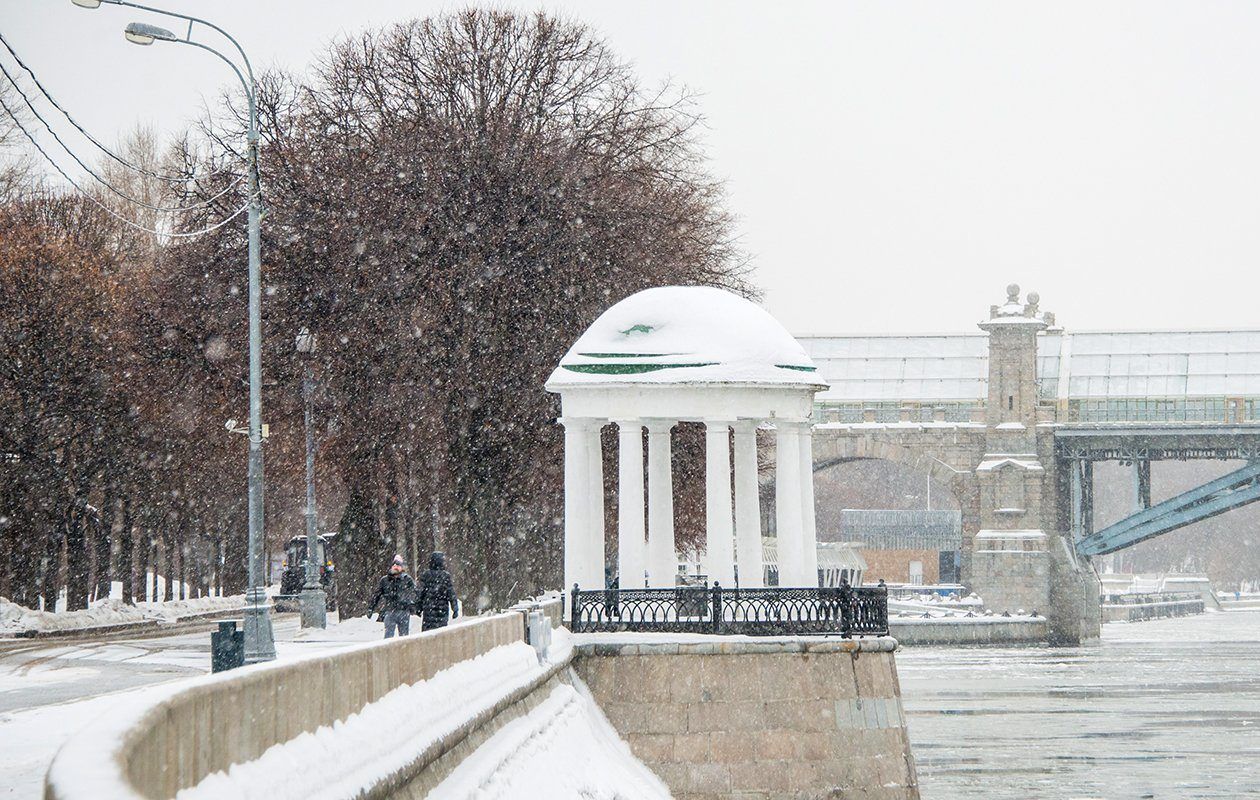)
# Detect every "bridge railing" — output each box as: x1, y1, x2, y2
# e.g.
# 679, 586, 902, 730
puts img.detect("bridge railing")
570, 583, 889, 637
